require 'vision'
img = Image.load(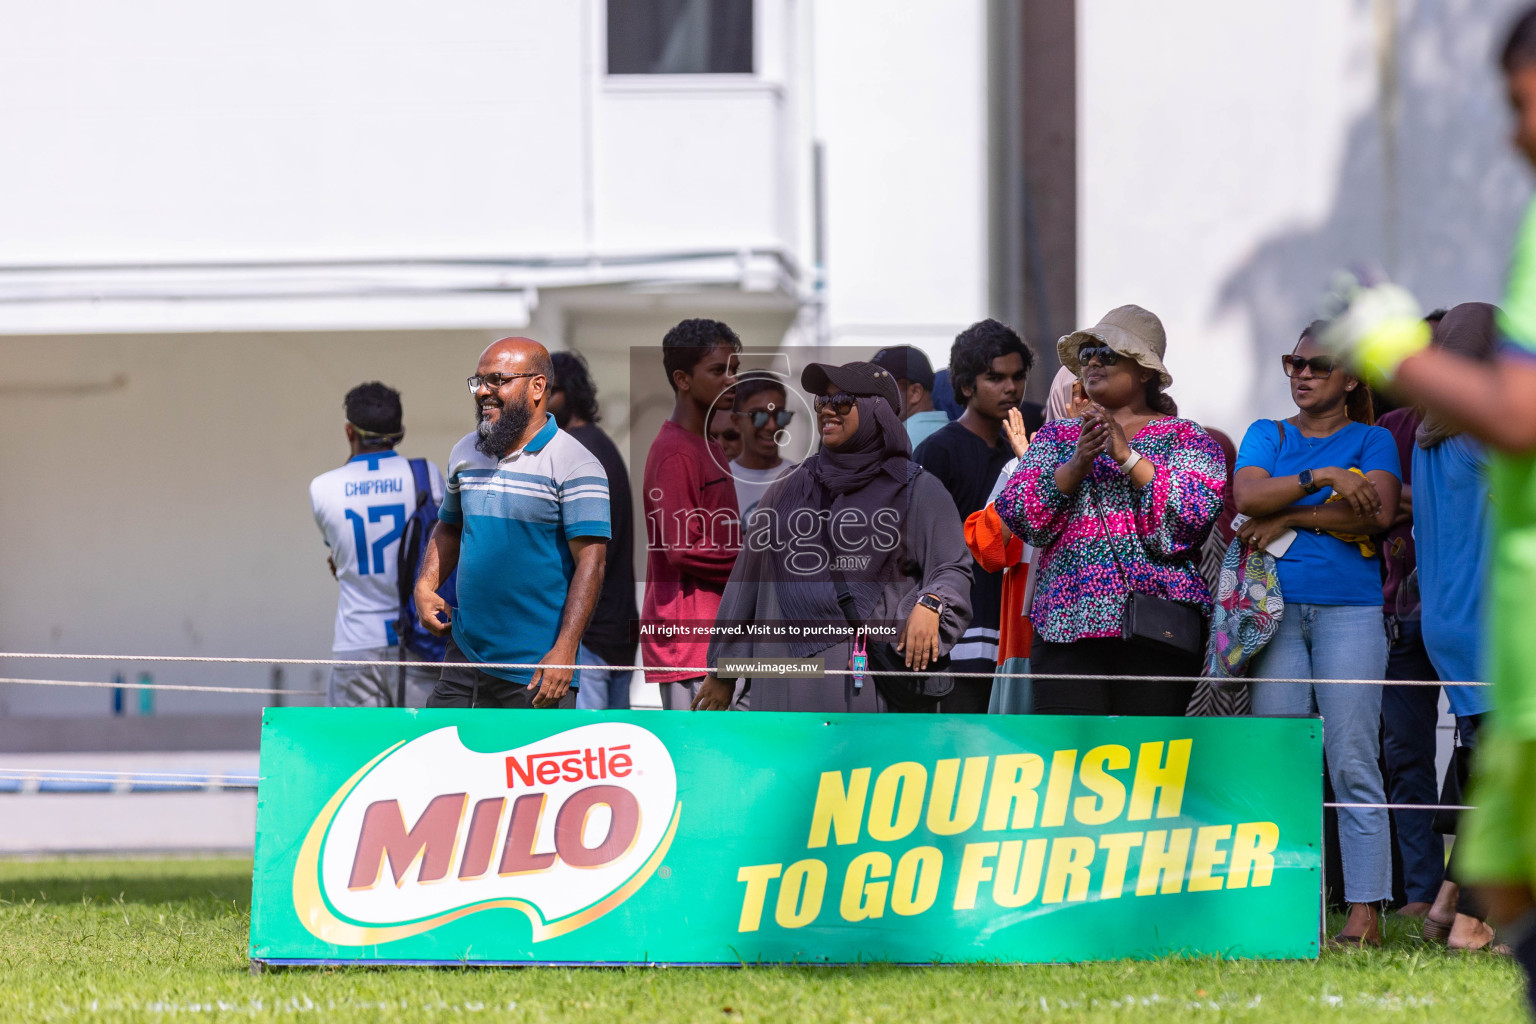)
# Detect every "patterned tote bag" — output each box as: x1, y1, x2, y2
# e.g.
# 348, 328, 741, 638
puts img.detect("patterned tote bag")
1187, 539, 1283, 716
